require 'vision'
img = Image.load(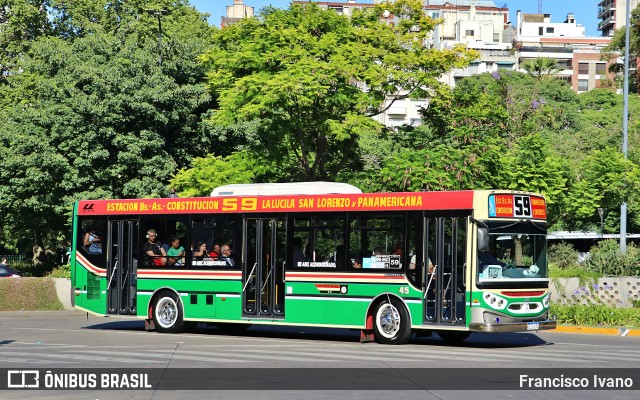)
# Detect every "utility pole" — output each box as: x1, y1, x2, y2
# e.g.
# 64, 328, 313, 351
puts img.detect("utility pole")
621, 0, 631, 253
146, 9, 168, 66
